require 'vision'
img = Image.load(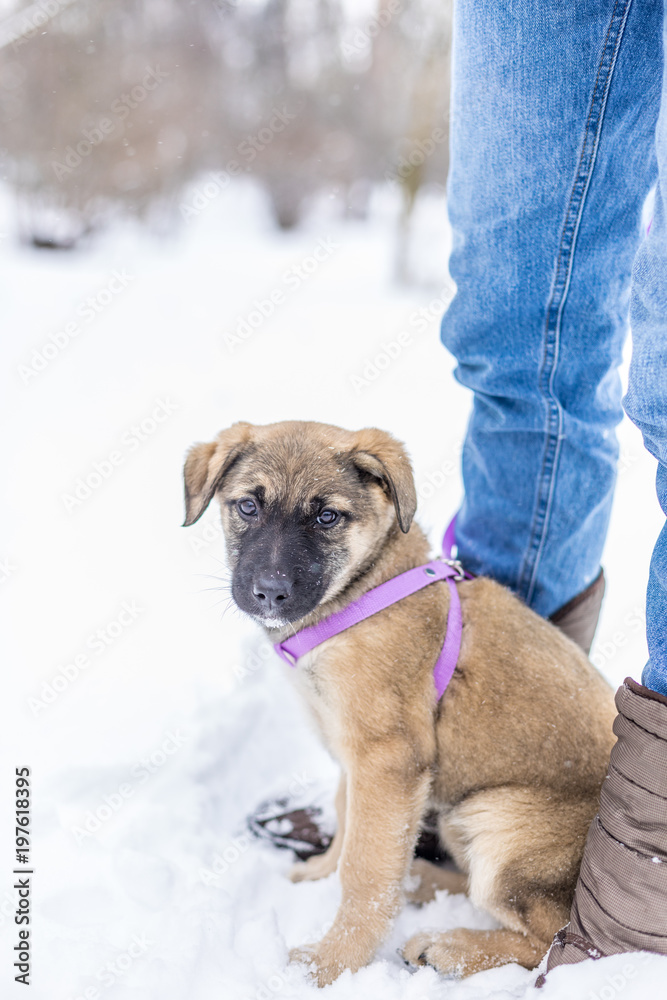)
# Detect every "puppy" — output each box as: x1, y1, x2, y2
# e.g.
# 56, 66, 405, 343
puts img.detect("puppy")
183, 420, 616, 986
